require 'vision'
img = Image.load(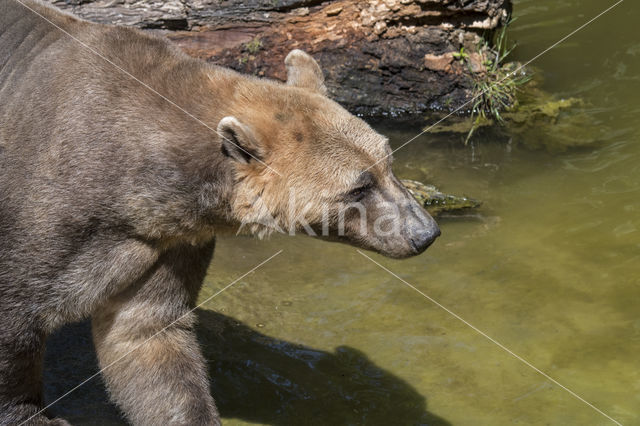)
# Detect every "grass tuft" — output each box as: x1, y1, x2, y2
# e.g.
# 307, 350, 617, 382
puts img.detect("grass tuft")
466, 19, 532, 144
